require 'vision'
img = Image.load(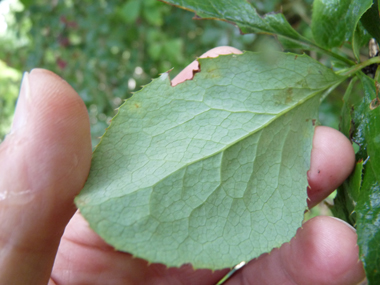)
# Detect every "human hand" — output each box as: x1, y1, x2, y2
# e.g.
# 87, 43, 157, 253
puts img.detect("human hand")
0, 47, 365, 284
